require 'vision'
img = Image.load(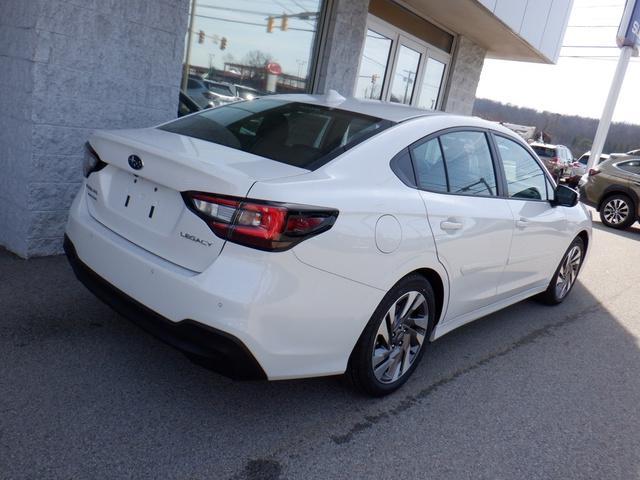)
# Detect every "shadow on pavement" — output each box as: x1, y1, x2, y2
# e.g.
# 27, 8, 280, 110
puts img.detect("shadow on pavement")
592, 220, 640, 240
1, 250, 639, 479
